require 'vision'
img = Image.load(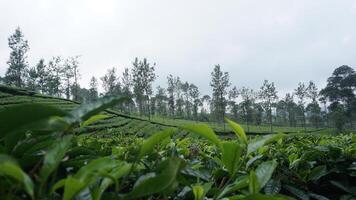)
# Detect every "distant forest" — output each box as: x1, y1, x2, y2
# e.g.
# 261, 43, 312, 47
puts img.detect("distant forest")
1, 28, 355, 131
